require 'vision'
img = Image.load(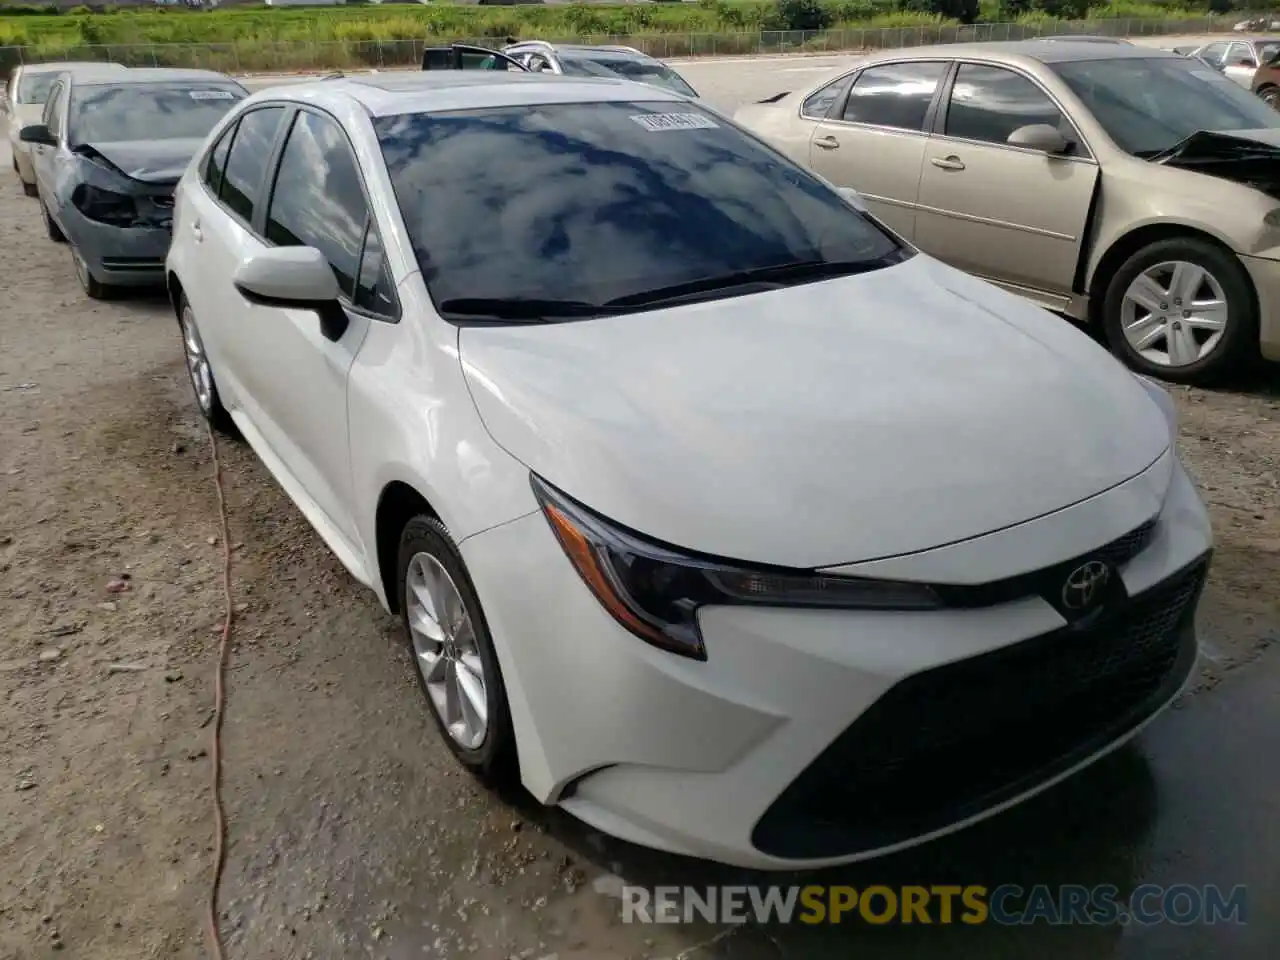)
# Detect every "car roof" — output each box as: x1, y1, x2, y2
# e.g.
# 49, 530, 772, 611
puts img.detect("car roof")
274, 71, 683, 118
19, 61, 128, 75
1034, 35, 1132, 43
73, 68, 239, 87
861, 39, 1178, 65
509, 41, 653, 60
